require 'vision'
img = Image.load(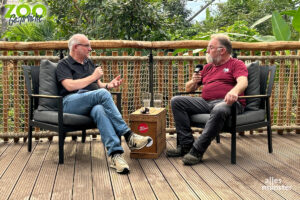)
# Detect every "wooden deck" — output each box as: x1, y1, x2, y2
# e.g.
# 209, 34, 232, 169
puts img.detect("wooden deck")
0, 132, 299, 200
